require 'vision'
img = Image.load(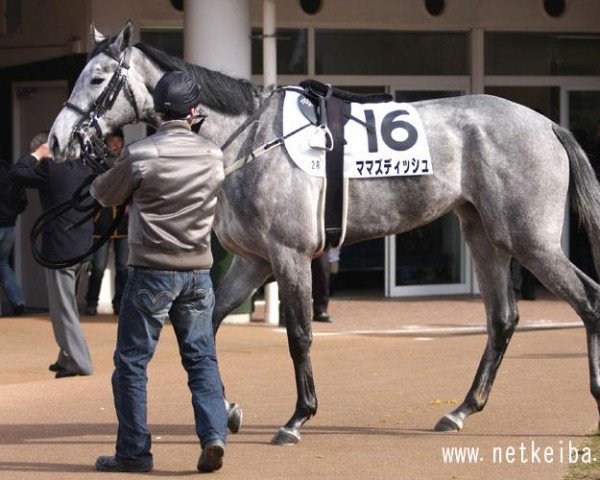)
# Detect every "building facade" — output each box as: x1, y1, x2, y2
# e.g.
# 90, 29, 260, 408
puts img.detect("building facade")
1, 0, 599, 306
